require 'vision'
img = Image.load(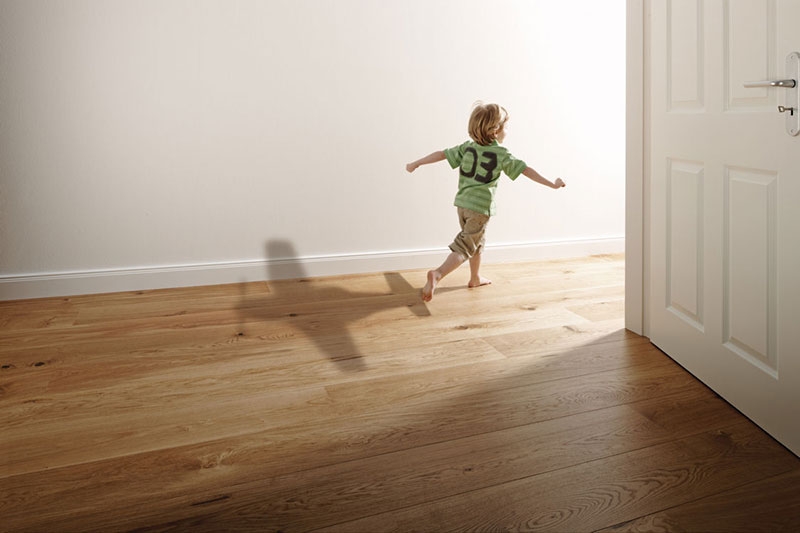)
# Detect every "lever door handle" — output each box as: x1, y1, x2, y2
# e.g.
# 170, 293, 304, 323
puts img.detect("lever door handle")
741, 52, 799, 136
743, 79, 797, 88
